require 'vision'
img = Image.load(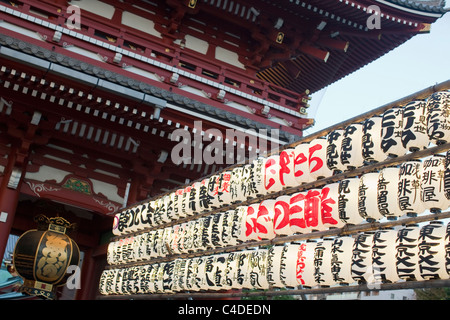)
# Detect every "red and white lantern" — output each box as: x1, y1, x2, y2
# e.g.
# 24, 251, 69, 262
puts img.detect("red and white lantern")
263, 155, 284, 194
256, 200, 276, 240
273, 195, 292, 235
279, 148, 298, 187
289, 191, 309, 234
293, 142, 311, 184
309, 137, 333, 180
